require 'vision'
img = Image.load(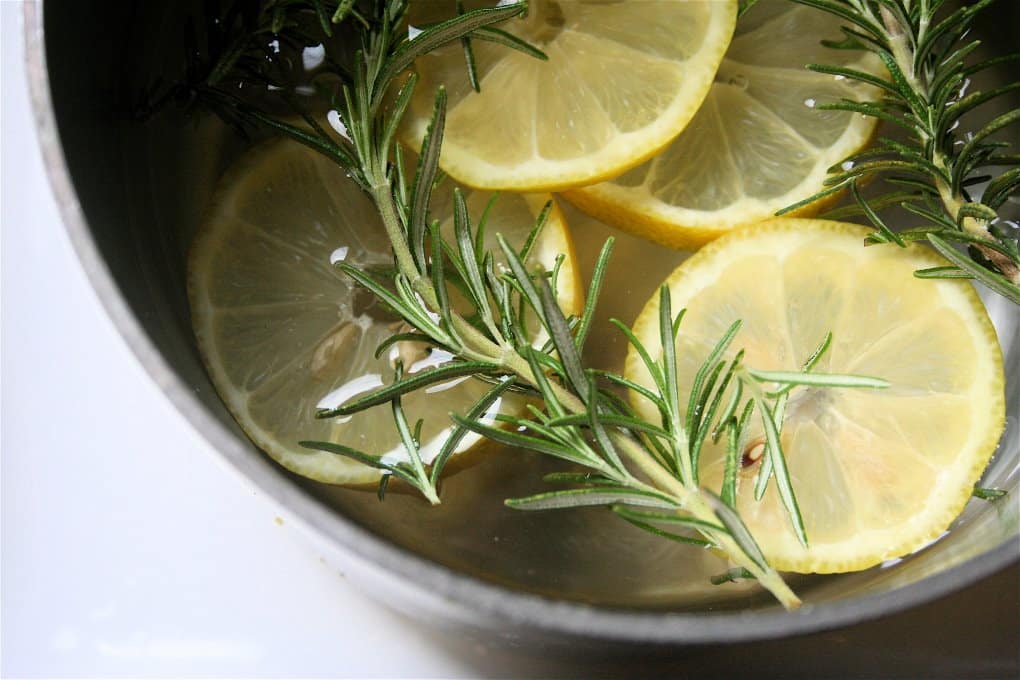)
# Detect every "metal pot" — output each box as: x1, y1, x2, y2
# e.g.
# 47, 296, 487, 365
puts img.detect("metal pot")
25, 0, 1018, 655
